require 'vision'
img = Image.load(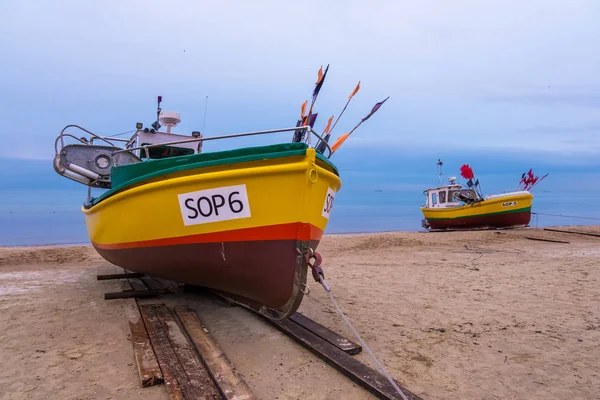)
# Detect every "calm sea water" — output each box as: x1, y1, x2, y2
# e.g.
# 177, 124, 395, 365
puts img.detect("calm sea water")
1, 165, 599, 246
